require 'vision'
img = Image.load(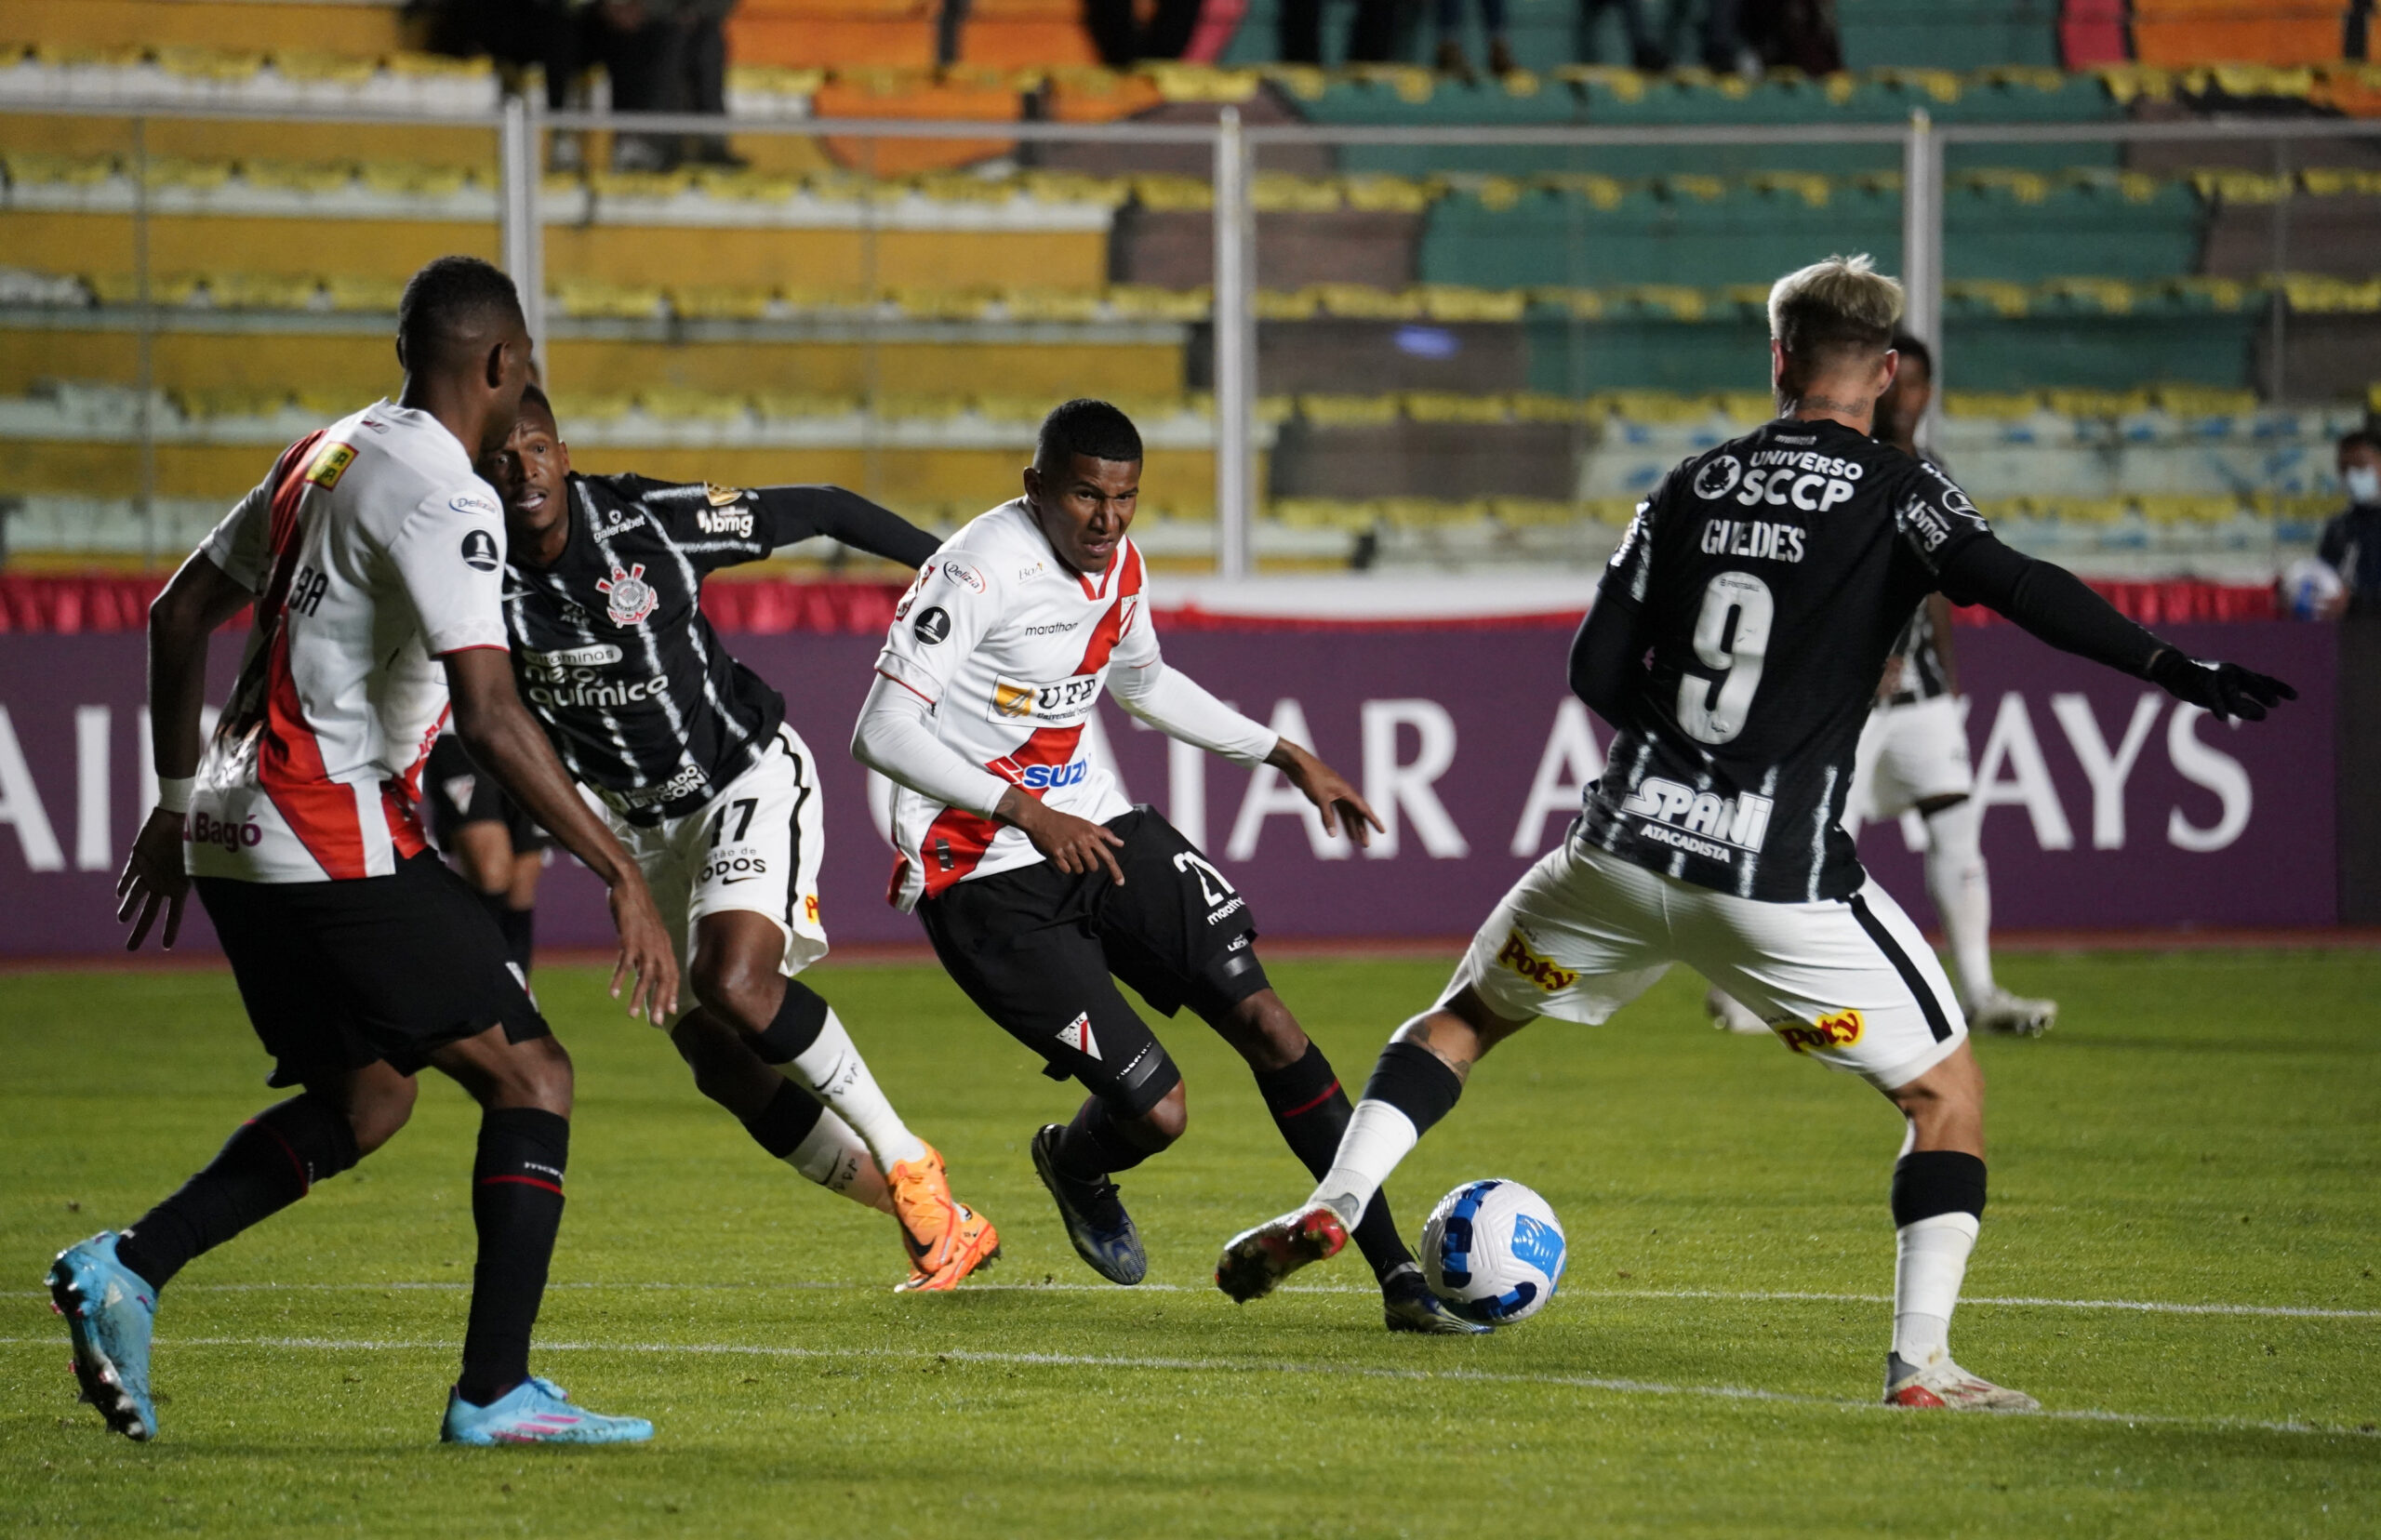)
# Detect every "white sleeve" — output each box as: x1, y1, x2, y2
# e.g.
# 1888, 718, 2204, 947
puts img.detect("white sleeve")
386, 482, 511, 656
1110, 657, 1279, 767
852, 673, 1011, 818
873, 550, 1003, 706
197, 476, 275, 594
